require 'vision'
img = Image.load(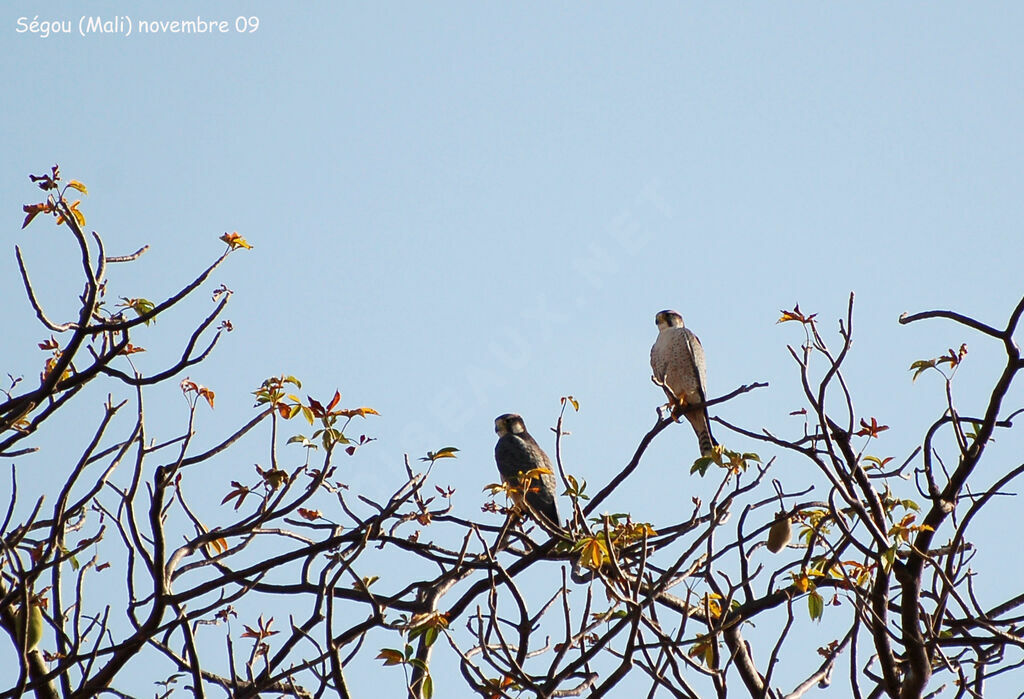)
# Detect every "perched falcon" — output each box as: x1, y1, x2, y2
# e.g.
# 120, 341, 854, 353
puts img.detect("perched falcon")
494, 413, 560, 527
650, 310, 717, 457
